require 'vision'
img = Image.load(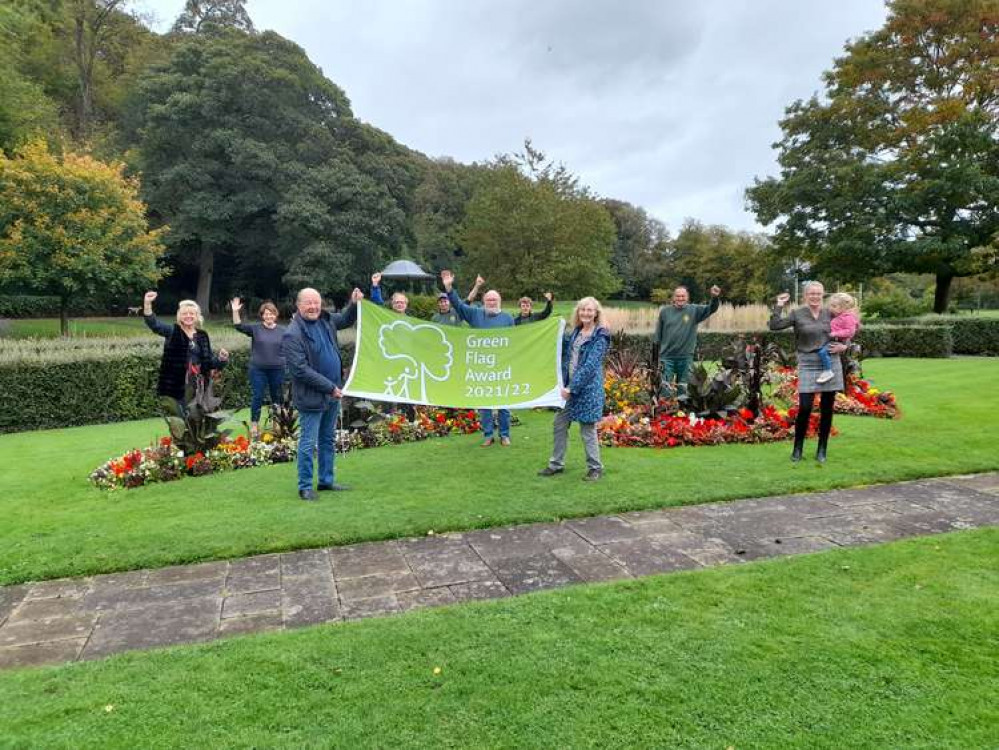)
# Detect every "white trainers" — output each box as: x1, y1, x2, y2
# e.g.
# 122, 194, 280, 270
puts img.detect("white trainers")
815, 370, 834, 384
